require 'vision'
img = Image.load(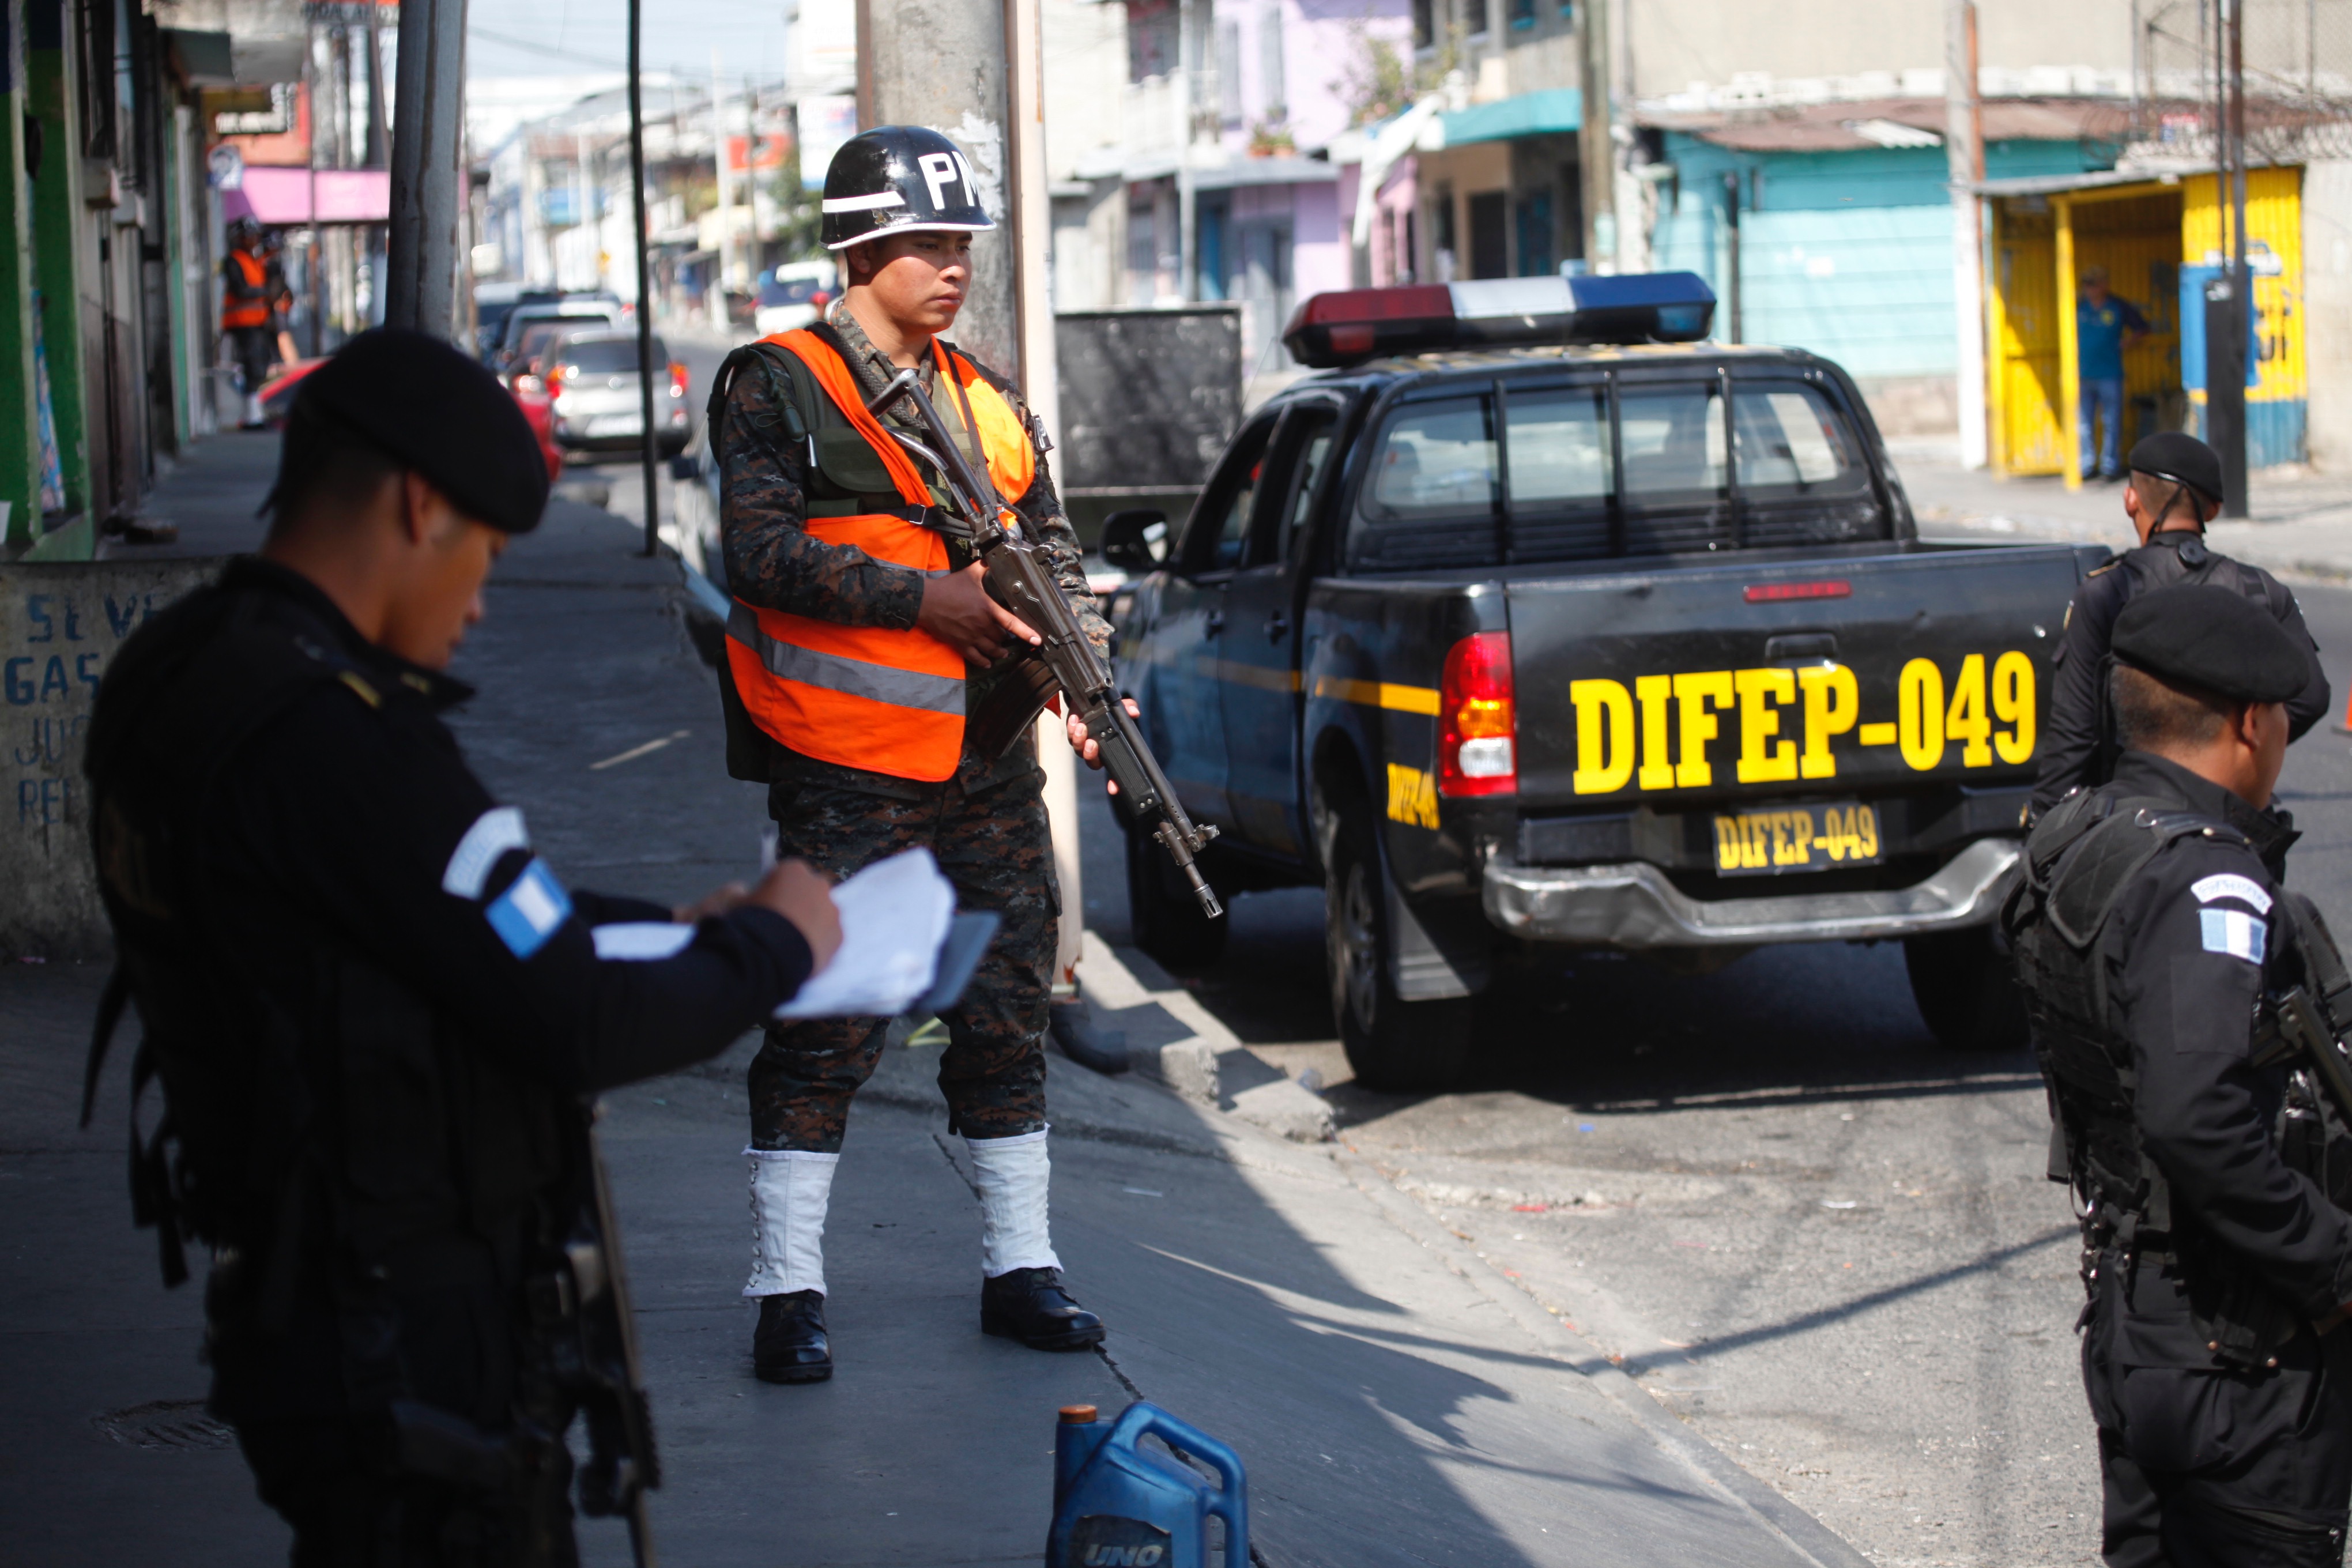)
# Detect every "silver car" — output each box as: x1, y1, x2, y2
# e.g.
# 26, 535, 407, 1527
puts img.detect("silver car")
542, 330, 691, 458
